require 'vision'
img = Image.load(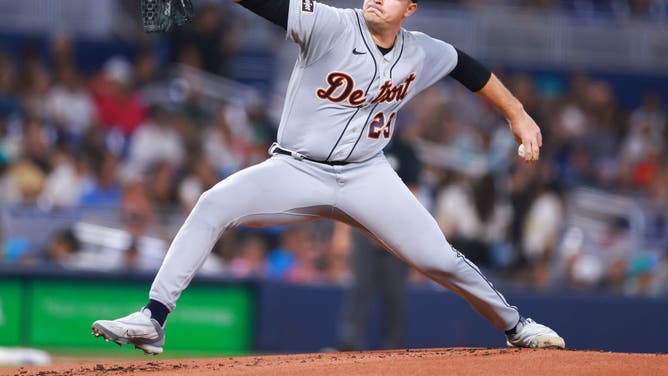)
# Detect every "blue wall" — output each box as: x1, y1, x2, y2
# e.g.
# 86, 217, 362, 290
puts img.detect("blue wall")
2, 261, 667, 354
255, 280, 668, 354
